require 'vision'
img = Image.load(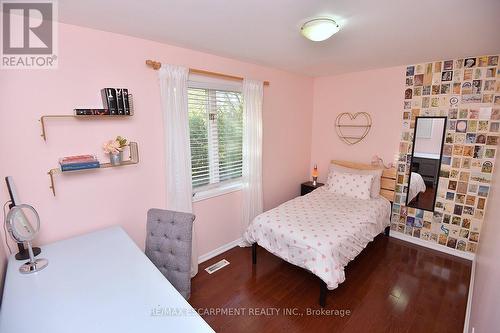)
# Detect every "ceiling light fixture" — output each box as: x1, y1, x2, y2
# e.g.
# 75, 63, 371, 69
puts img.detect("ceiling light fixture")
301, 18, 340, 42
